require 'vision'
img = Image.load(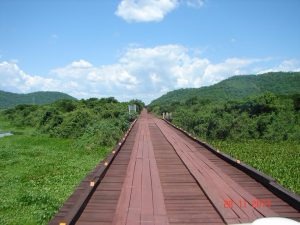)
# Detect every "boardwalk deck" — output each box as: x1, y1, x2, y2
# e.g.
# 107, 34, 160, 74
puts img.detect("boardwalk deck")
49, 110, 300, 225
